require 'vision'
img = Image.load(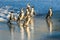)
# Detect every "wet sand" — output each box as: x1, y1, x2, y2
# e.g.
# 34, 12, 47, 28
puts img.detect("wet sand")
0, 17, 60, 40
